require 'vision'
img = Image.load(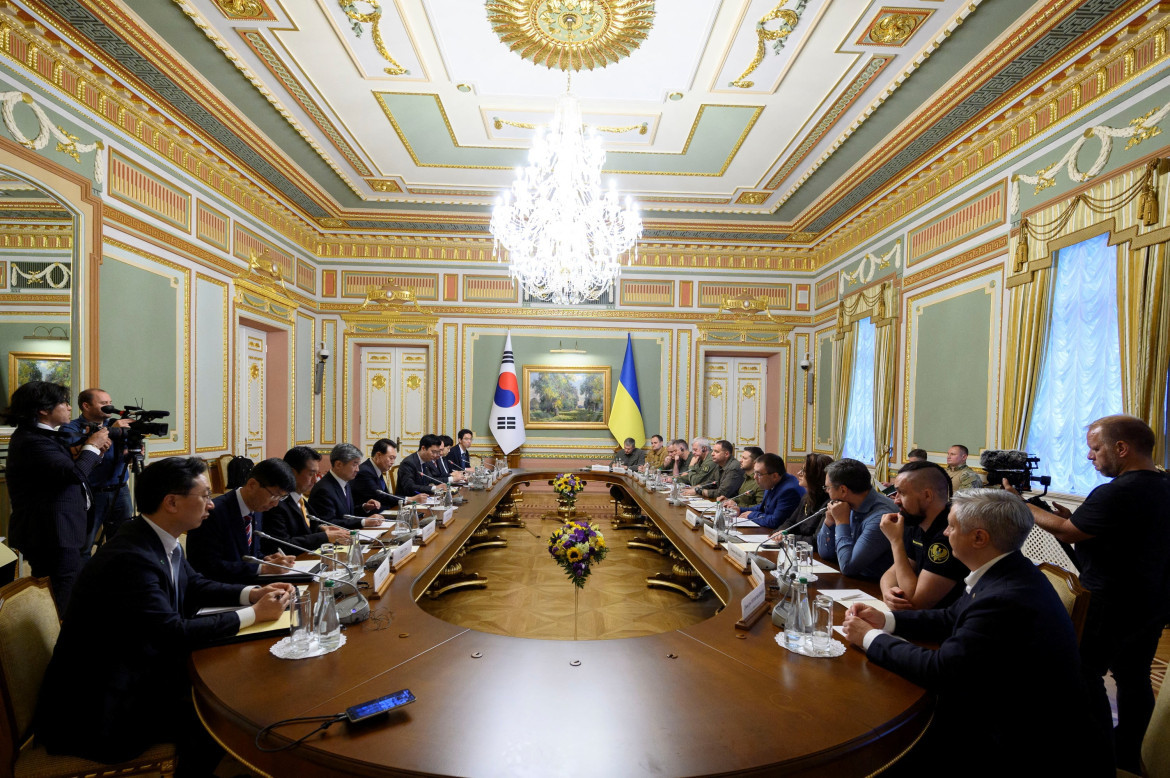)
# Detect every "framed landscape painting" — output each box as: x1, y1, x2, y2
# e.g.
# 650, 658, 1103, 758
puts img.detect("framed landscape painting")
522, 366, 611, 429
8, 352, 70, 400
